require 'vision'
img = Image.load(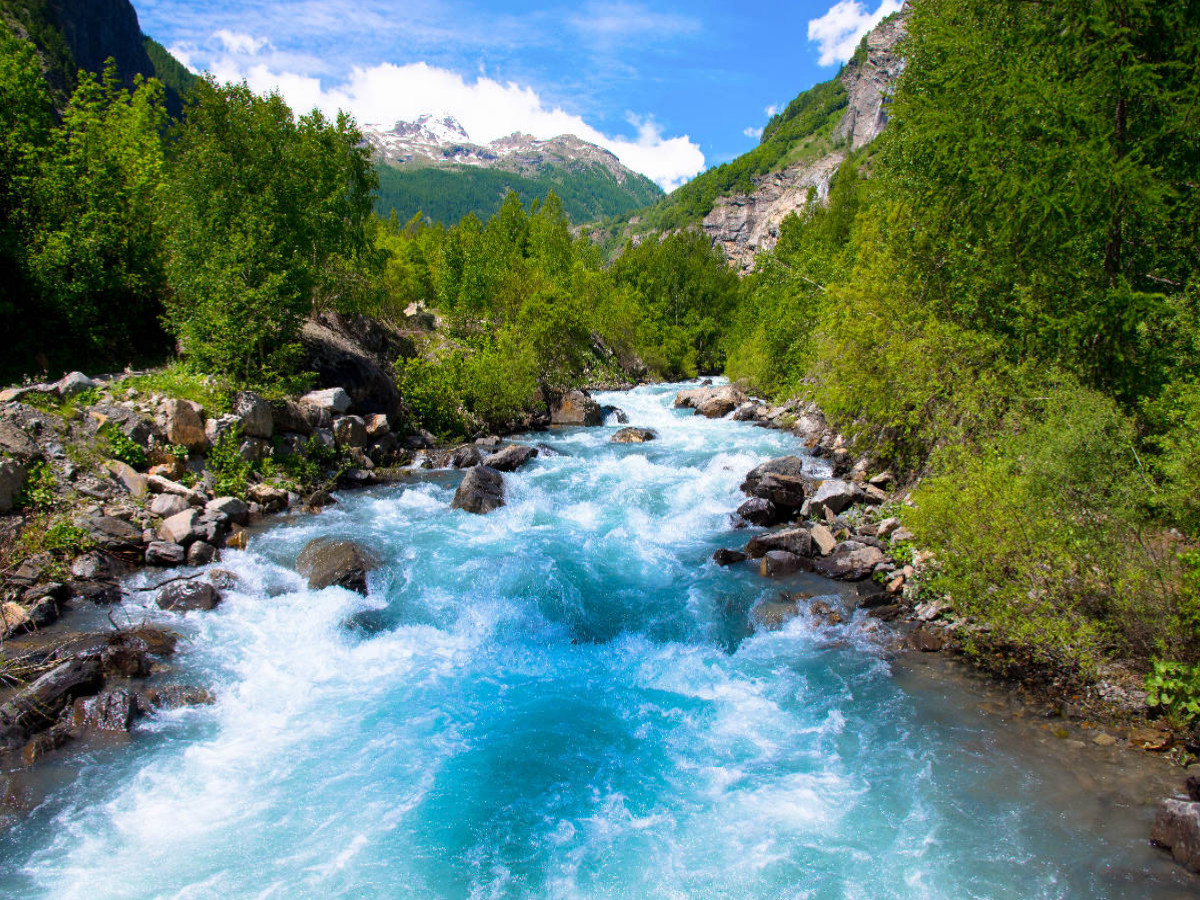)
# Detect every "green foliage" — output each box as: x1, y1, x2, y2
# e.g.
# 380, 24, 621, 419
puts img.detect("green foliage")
374, 159, 662, 226
1145, 660, 1200, 727
101, 424, 148, 470
121, 363, 231, 414
162, 77, 378, 386
207, 426, 252, 499
16, 460, 57, 509
12, 517, 94, 579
